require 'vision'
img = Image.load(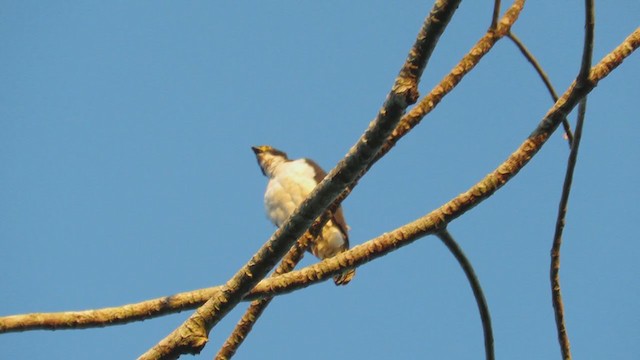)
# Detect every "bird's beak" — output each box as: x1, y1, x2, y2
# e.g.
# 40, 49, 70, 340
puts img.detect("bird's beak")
251, 146, 267, 176
252, 145, 271, 154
